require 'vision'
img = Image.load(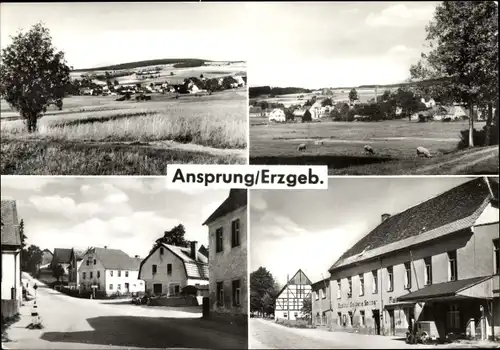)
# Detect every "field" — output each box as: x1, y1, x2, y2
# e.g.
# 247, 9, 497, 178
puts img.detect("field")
1, 87, 247, 175
250, 118, 499, 175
